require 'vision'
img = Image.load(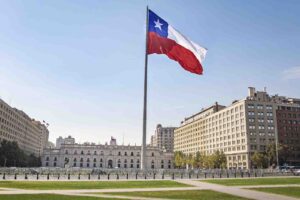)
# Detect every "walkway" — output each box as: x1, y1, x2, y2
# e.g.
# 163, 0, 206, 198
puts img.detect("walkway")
176, 180, 300, 200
